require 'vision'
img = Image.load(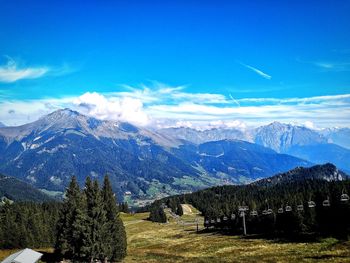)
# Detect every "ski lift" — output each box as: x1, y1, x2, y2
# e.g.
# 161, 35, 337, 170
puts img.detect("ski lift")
210, 219, 215, 224
231, 214, 236, 220
322, 199, 330, 207
223, 216, 228, 221
277, 208, 283, 214
205, 220, 209, 224
216, 218, 221, 223
341, 193, 349, 202
250, 210, 258, 216
308, 201, 316, 208
297, 205, 304, 211
262, 208, 273, 215
285, 205, 292, 212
